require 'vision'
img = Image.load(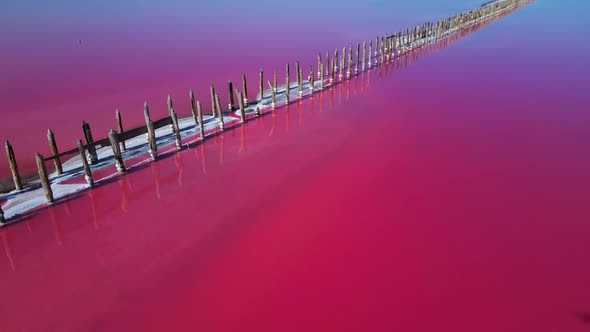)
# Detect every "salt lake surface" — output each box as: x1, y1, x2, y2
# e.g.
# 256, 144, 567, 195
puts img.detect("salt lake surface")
1, 0, 590, 331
